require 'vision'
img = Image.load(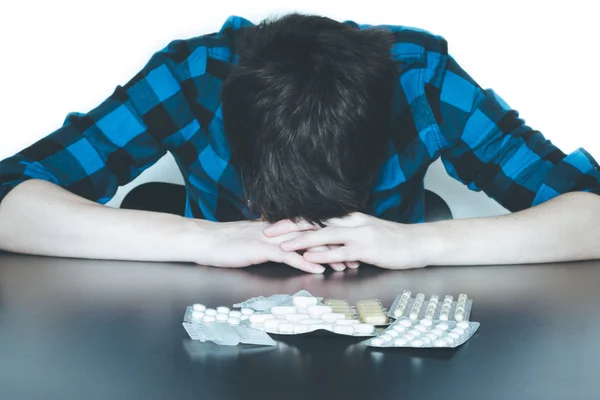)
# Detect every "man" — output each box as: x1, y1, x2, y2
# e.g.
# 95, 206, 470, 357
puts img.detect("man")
1, 14, 599, 273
